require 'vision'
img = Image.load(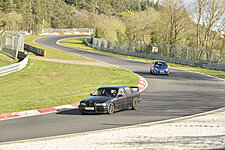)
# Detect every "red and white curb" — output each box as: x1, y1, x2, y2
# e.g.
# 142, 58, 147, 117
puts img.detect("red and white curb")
38, 32, 91, 36
138, 77, 146, 92
0, 103, 79, 121
0, 78, 147, 121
